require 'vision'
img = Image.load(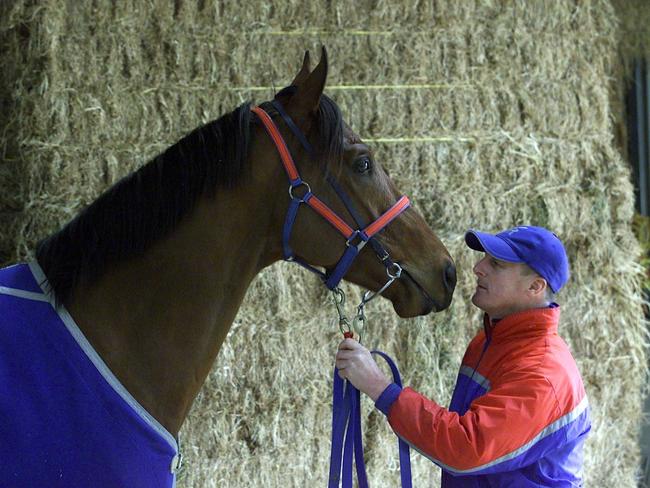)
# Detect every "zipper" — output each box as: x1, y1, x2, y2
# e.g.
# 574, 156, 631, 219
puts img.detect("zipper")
461, 317, 493, 410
